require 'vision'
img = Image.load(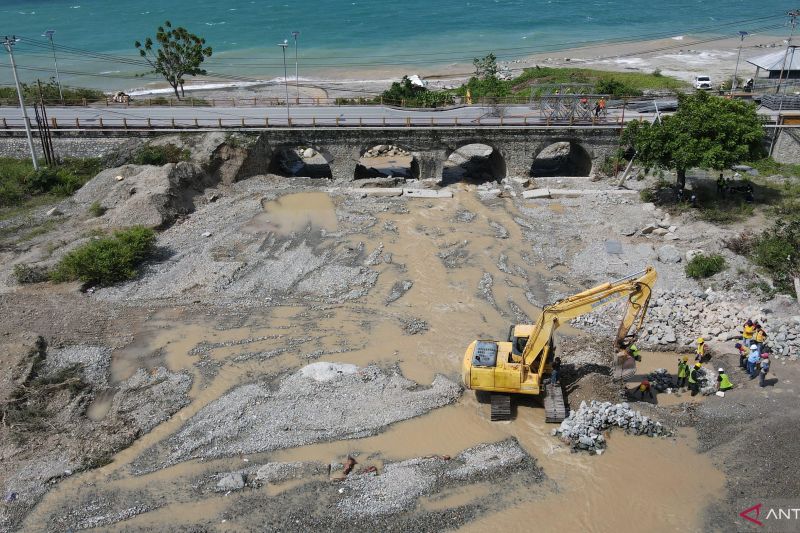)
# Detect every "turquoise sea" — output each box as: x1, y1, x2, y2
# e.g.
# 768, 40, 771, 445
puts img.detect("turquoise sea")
0, 0, 793, 90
